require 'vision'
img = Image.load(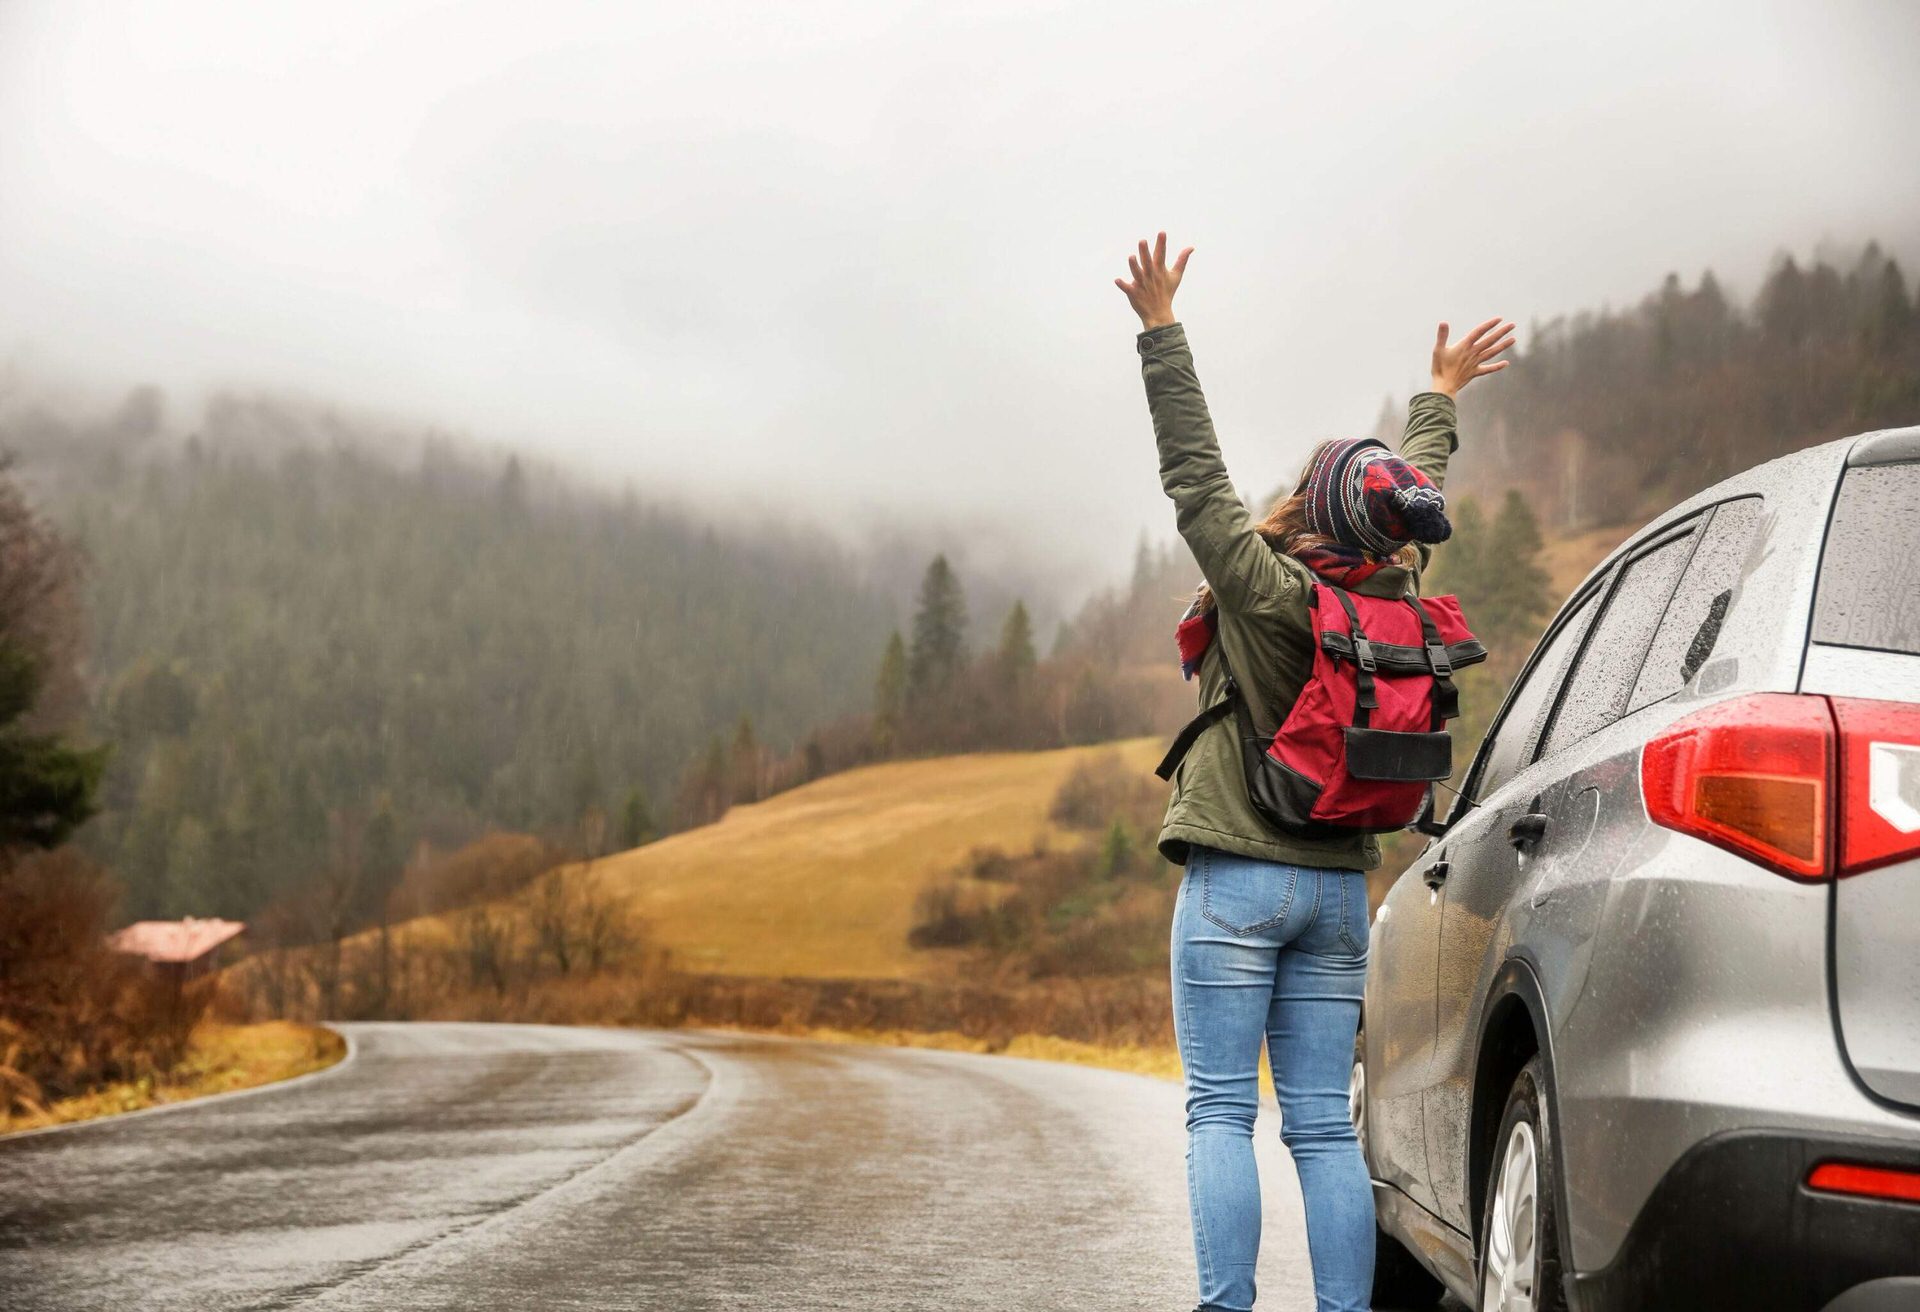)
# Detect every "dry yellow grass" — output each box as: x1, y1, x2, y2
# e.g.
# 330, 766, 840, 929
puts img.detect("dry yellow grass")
558, 737, 1165, 980
3, 1021, 345, 1134
759, 1024, 1185, 1081
765, 1026, 1290, 1097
